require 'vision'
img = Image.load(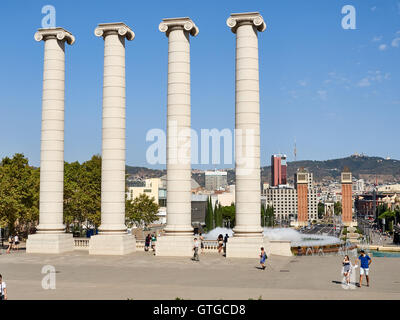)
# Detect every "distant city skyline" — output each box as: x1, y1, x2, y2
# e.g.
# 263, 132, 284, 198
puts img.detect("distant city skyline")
0, 0, 399, 168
